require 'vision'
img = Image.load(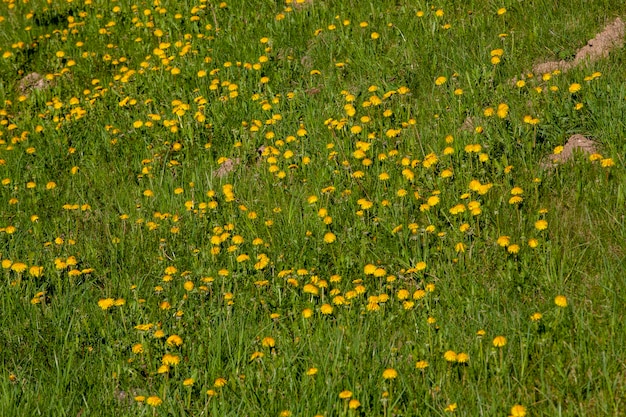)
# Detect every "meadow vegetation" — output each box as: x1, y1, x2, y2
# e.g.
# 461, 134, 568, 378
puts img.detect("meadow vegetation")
1, 0, 626, 415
